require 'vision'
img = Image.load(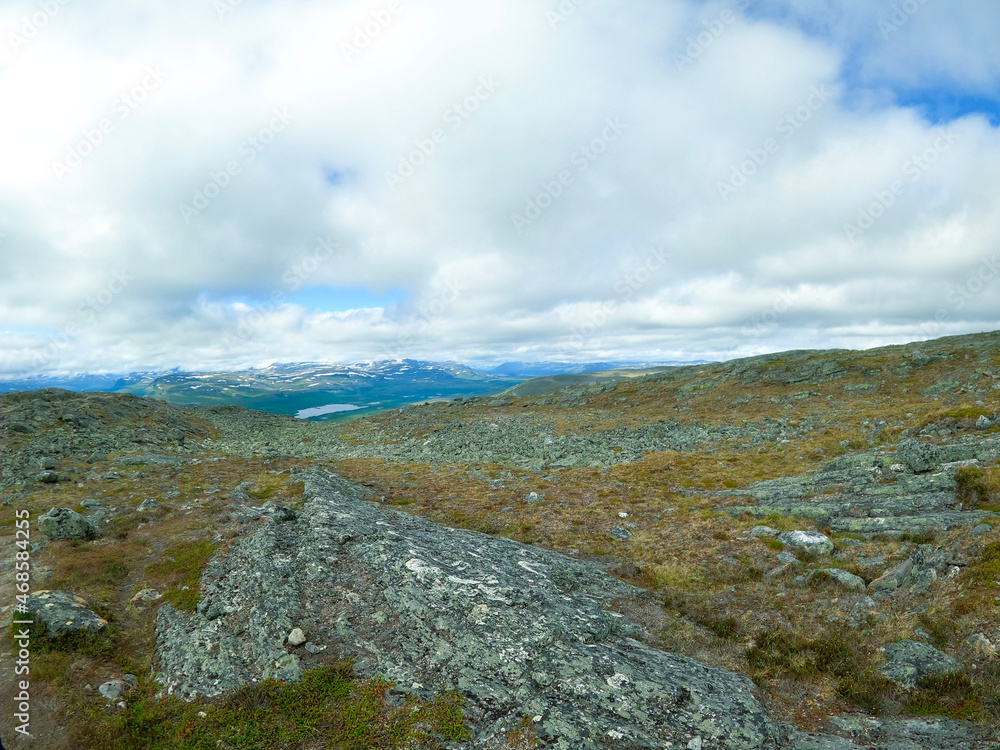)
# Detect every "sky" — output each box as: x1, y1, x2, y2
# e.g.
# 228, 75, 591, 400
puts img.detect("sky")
1, 0, 999, 377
